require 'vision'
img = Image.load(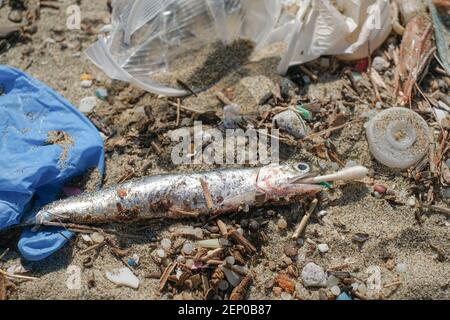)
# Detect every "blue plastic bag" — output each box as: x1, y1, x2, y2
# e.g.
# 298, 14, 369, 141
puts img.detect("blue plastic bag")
0, 66, 105, 261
